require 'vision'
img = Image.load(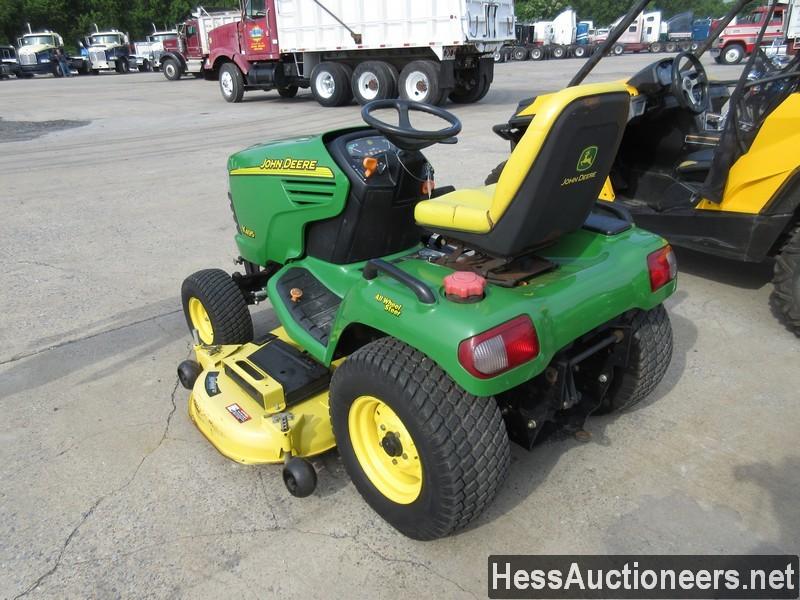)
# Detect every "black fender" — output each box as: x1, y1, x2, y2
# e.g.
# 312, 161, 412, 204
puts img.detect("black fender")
160, 51, 187, 72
